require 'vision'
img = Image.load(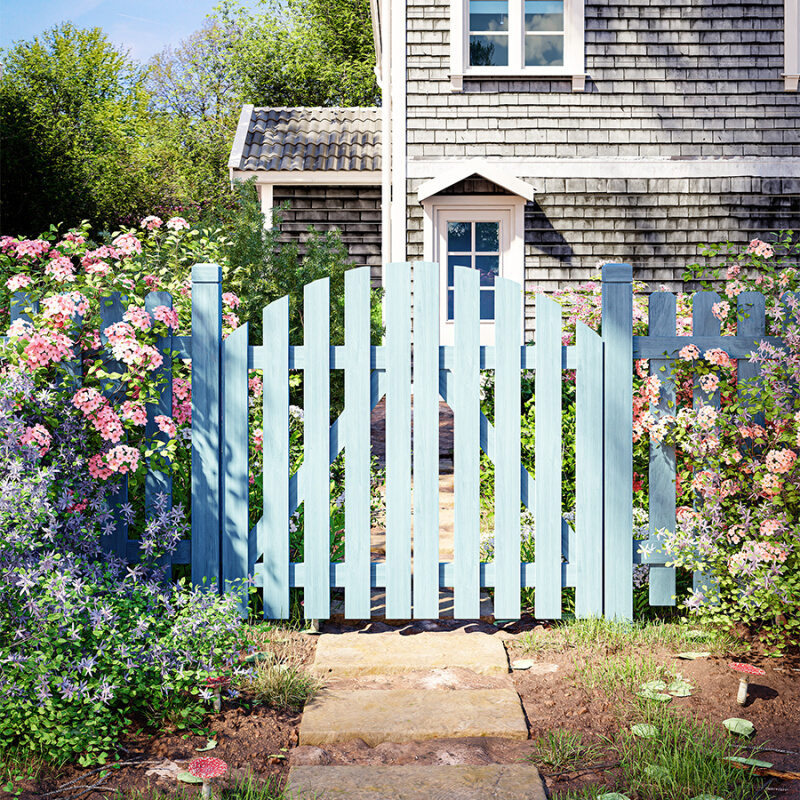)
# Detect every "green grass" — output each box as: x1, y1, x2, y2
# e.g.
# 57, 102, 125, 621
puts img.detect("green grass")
574, 653, 669, 696
240, 661, 321, 710
530, 730, 604, 771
